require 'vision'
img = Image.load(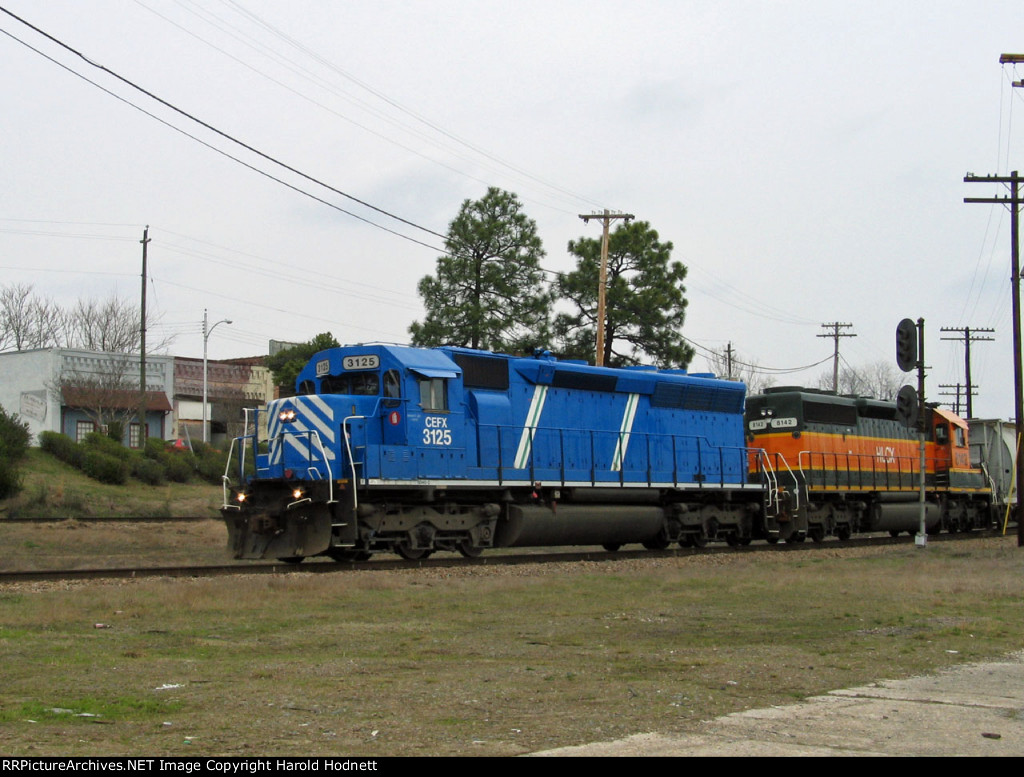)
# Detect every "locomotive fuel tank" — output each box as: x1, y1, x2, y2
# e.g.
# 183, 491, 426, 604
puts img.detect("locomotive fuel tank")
866, 502, 941, 533
494, 503, 666, 547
